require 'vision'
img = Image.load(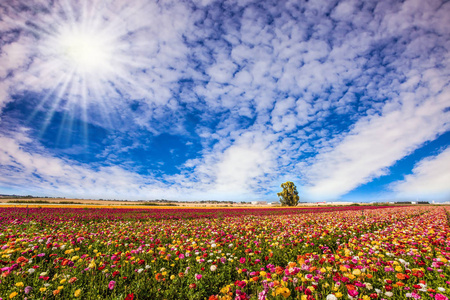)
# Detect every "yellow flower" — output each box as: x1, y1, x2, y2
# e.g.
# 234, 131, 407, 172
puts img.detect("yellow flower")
71, 256, 79, 261
395, 266, 402, 272
9, 292, 18, 299
279, 287, 291, 298
15, 282, 24, 287
362, 296, 370, 300
40, 287, 47, 292
352, 269, 361, 276
170, 275, 175, 280
74, 289, 81, 297
335, 292, 343, 298
60, 279, 67, 284
58, 285, 64, 290
301, 296, 308, 300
